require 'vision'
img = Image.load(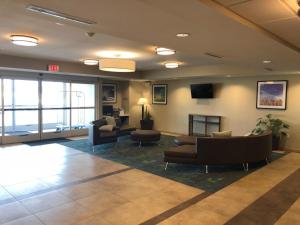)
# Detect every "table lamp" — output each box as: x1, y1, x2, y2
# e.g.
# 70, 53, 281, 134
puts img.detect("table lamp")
137, 97, 147, 120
